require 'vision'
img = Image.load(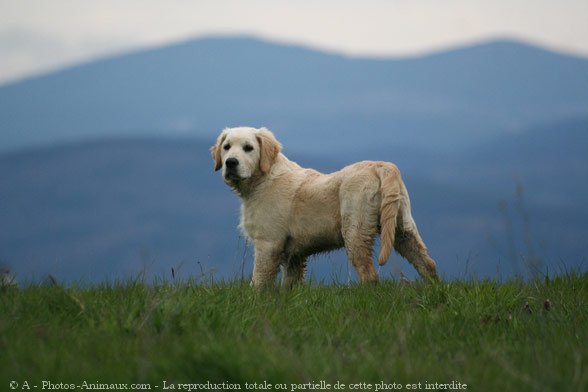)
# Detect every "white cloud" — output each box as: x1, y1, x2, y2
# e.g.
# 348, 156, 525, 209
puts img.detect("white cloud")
1, 0, 587, 84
